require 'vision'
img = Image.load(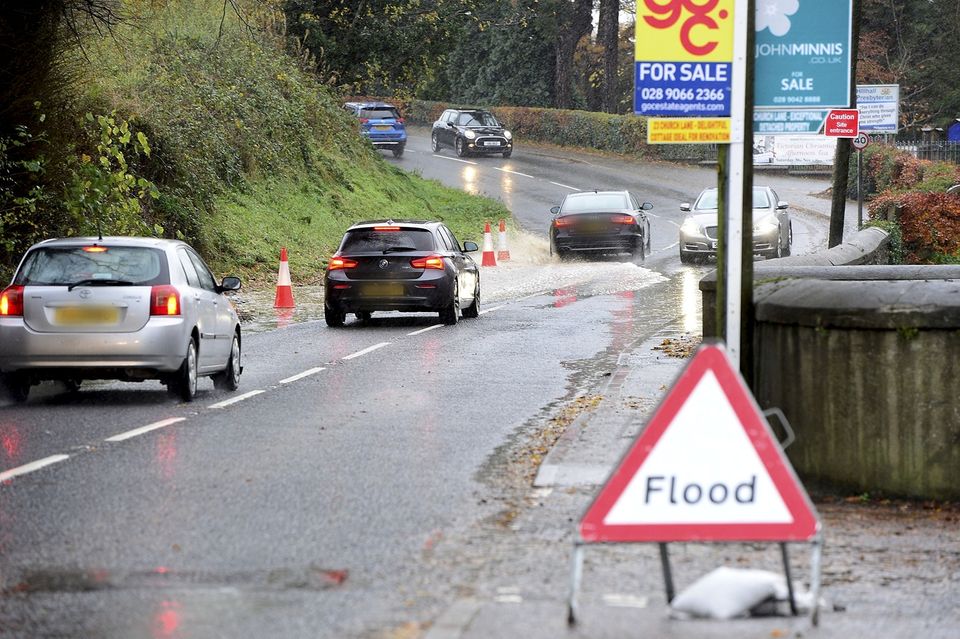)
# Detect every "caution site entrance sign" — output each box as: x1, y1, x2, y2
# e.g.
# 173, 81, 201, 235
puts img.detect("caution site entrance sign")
580, 343, 819, 543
